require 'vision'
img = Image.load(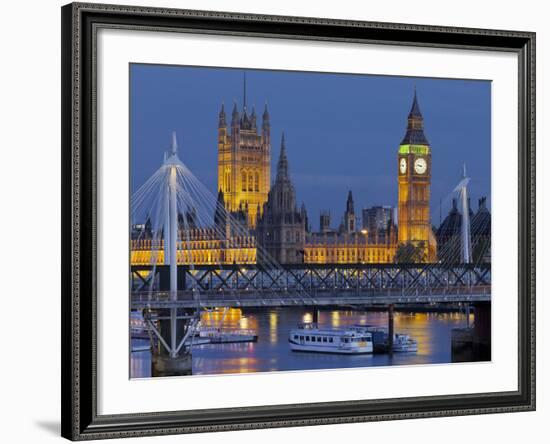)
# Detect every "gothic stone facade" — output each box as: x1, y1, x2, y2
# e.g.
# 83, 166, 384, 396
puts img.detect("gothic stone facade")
217, 99, 271, 228
256, 134, 307, 264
